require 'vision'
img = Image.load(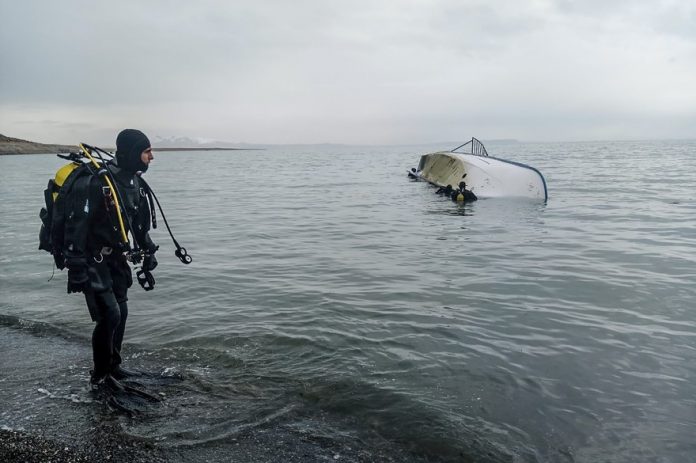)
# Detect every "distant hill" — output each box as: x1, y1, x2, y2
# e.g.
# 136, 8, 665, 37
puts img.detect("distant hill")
152, 135, 264, 150
0, 134, 254, 155
0, 134, 77, 155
